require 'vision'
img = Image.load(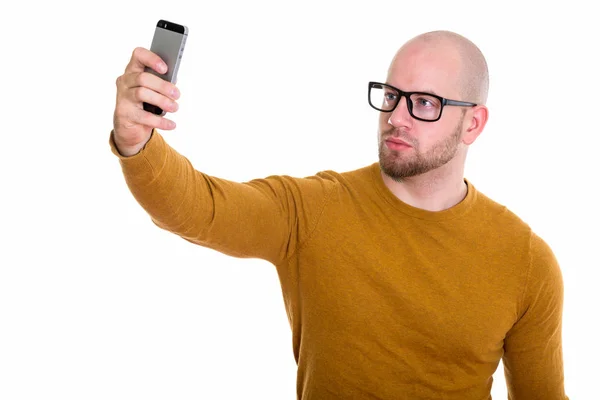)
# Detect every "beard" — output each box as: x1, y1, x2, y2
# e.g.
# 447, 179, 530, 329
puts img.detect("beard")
378, 116, 464, 181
